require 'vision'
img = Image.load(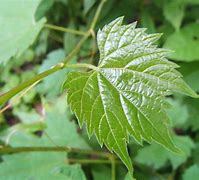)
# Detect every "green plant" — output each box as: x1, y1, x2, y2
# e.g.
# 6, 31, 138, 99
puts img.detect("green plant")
0, 0, 199, 179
